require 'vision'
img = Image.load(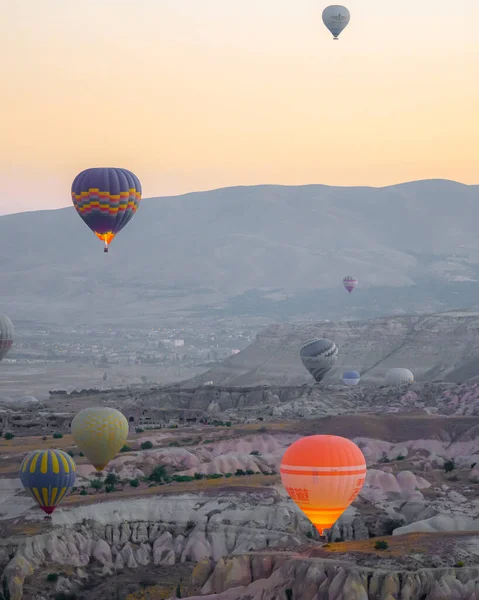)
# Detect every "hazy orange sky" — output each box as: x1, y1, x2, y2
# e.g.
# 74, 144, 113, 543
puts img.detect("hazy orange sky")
1, 0, 478, 214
